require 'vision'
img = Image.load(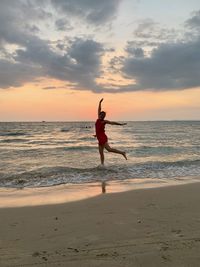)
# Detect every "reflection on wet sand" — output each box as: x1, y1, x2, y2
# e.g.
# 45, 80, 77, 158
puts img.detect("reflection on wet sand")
0, 177, 193, 208
101, 181, 106, 193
